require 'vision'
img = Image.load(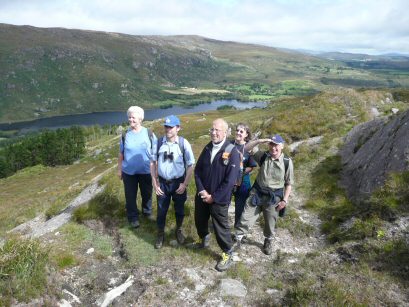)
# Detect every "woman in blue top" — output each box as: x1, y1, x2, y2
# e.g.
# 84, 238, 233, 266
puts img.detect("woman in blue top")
232, 123, 257, 227
118, 106, 157, 228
